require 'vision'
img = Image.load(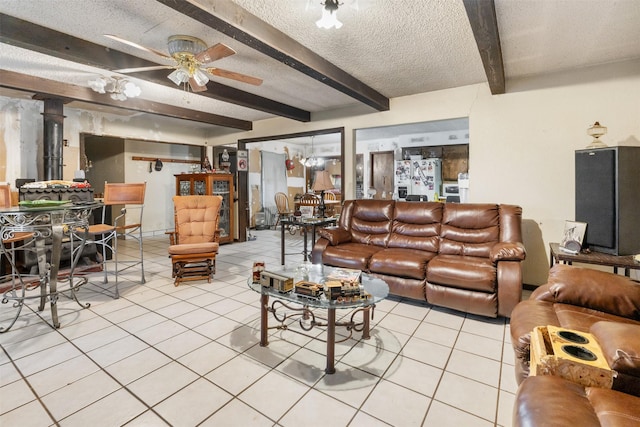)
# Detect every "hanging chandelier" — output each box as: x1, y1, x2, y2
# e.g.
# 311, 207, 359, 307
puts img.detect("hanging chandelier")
300, 136, 324, 167
88, 76, 141, 101
316, 0, 344, 29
